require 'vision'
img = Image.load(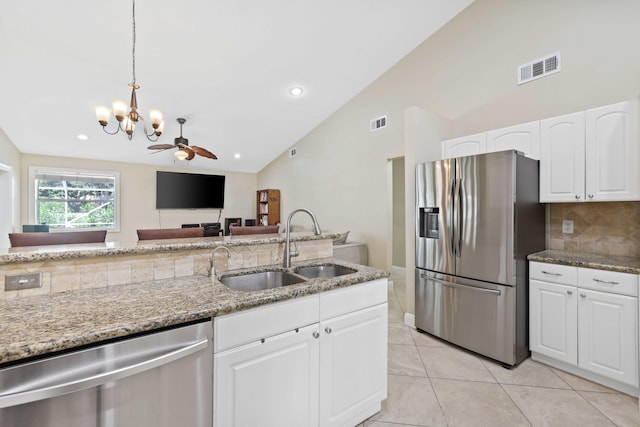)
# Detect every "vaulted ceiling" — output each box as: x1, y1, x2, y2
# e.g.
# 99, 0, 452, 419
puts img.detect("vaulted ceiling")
0, 0, 473, 173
